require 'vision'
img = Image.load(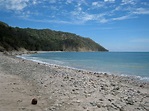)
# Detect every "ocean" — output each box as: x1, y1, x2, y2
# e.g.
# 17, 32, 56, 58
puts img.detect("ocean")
19, 52, 149, 82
